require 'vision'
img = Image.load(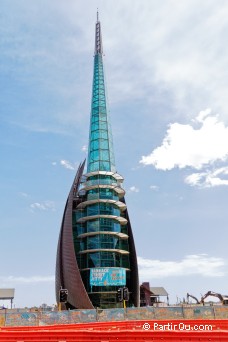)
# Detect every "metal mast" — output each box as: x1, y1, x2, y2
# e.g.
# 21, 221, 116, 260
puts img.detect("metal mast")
87, 11, 115, 173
